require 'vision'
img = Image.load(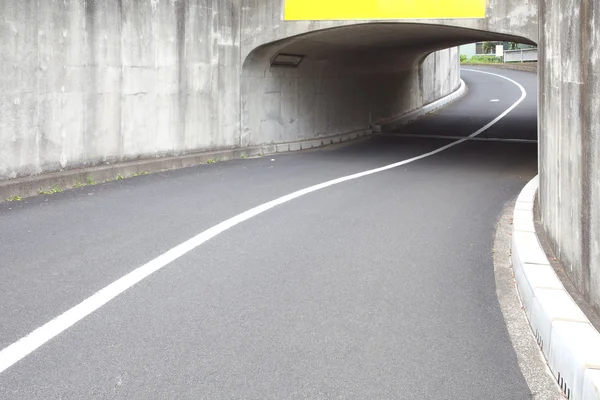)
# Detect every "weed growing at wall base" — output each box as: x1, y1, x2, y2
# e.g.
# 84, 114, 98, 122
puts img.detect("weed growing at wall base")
5, 195, 22, 202
39, 186, 63, 195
